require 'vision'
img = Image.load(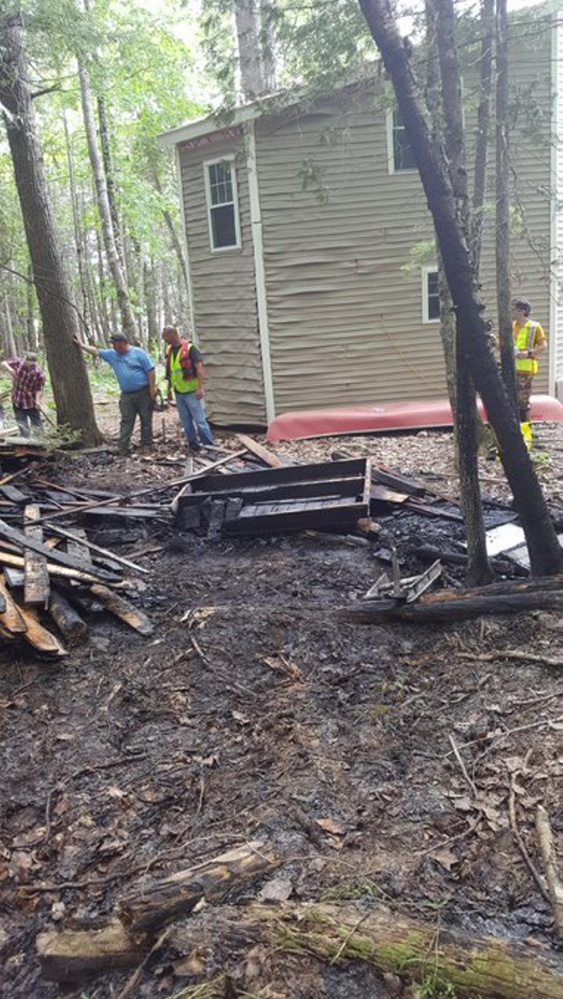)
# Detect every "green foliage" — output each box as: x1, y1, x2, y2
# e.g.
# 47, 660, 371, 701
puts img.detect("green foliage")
297, 157, 329, 204
401, 240, 437, 278
414, 977, 458, 999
